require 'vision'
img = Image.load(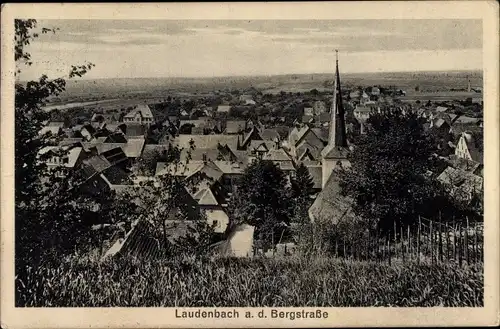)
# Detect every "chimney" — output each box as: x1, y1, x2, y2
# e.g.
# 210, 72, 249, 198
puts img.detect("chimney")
202, 152, 207, 164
